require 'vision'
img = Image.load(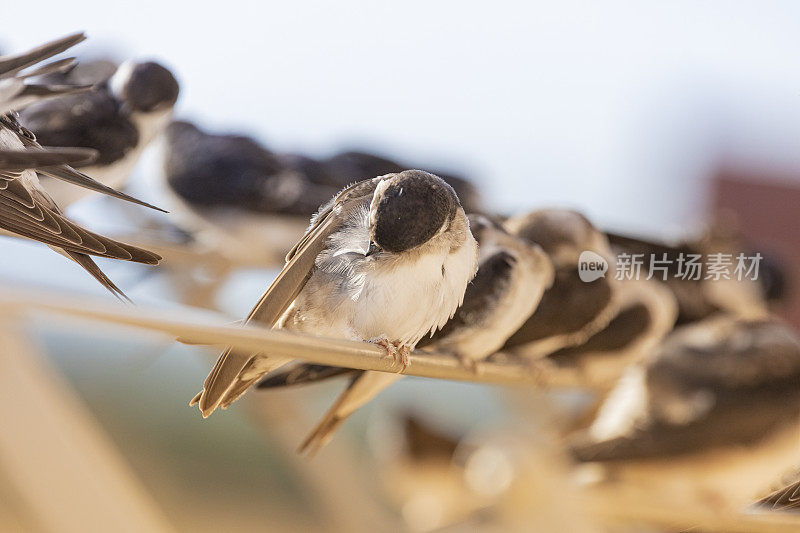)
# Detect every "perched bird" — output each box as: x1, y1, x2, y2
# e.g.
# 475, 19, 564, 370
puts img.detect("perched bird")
190, 171, 479, 430
501, 209, 618, 358
21, 59, 179, 207
0, 33, 91, 114
570, 316, 800, 513
544, 278, 678, 391
161, 120, 334, 264
0, 112, 162, 298
259, 215, 554, 454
